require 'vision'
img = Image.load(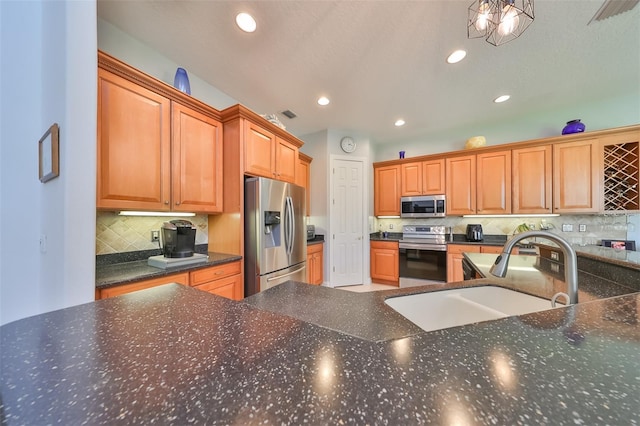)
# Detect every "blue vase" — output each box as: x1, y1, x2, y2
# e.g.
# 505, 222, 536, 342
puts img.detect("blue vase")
173, 67, 191, 95
562, 119, 585, 135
